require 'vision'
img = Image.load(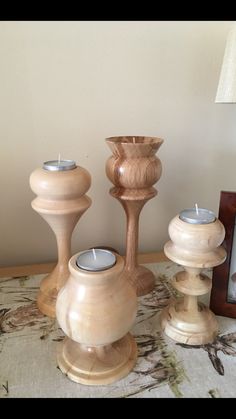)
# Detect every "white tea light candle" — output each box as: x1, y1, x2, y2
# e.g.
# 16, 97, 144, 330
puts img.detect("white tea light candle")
179, 207, 216, 224
76, 249, 116, 271
43, 159, 76, 171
